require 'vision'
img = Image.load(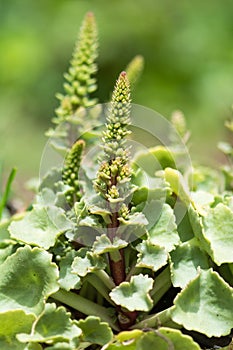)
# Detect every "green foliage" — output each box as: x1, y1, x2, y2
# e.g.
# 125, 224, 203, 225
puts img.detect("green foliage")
103, 328, 201, 350
109, 274, 154, 312
171, 269, 233, 337
77, 316, 113, 346
0, 311, 35, 350
9, 205, 73, 249
0, 11, 233, 350
17, 303, 81, 346
0, 246, 59, 315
